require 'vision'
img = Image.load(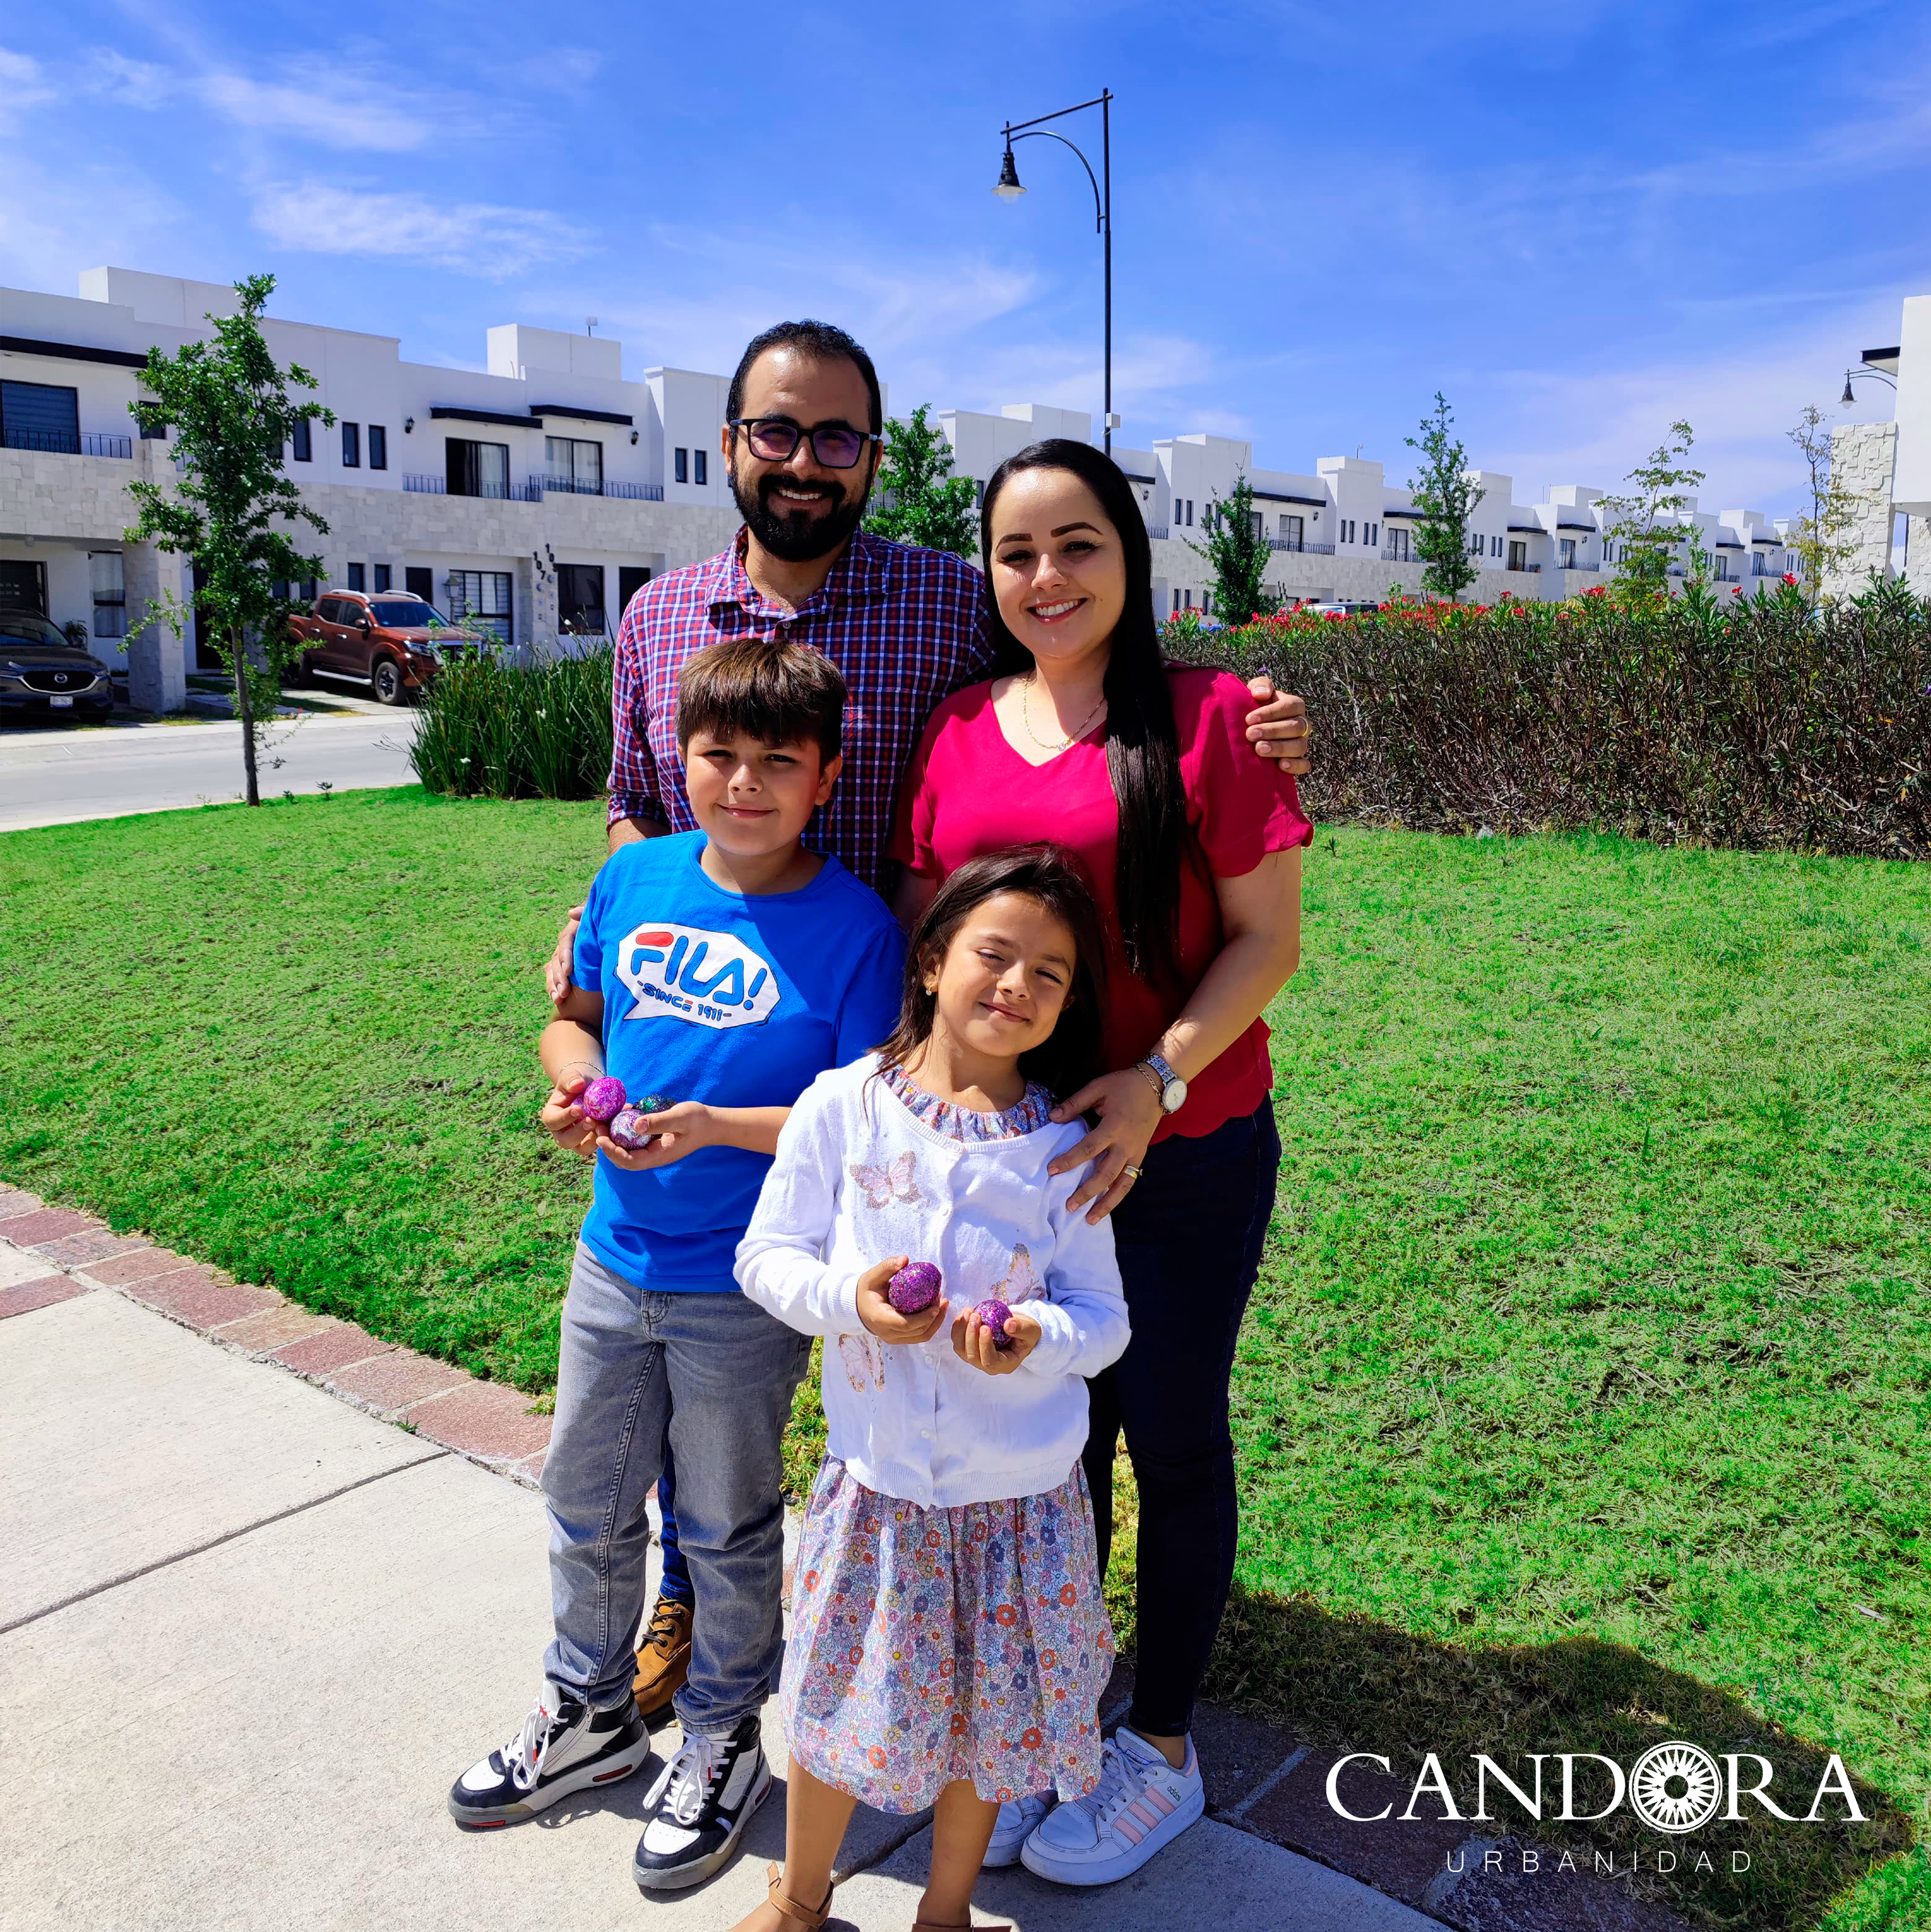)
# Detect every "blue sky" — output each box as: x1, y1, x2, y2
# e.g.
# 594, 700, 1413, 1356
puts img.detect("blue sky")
3, 0, 1927, 514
